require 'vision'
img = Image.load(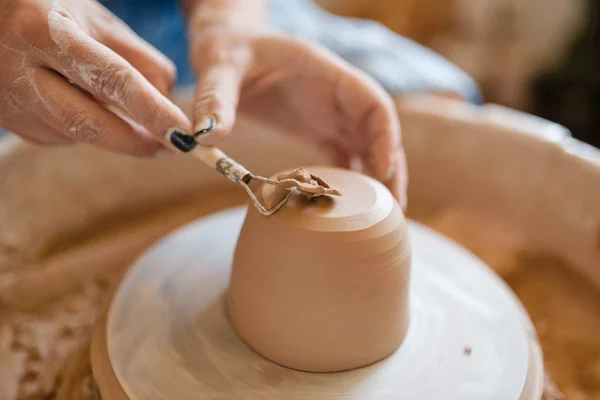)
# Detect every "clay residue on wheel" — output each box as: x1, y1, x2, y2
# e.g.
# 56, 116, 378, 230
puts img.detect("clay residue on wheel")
424, 210, 600, 400
264, 168, 341, 209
